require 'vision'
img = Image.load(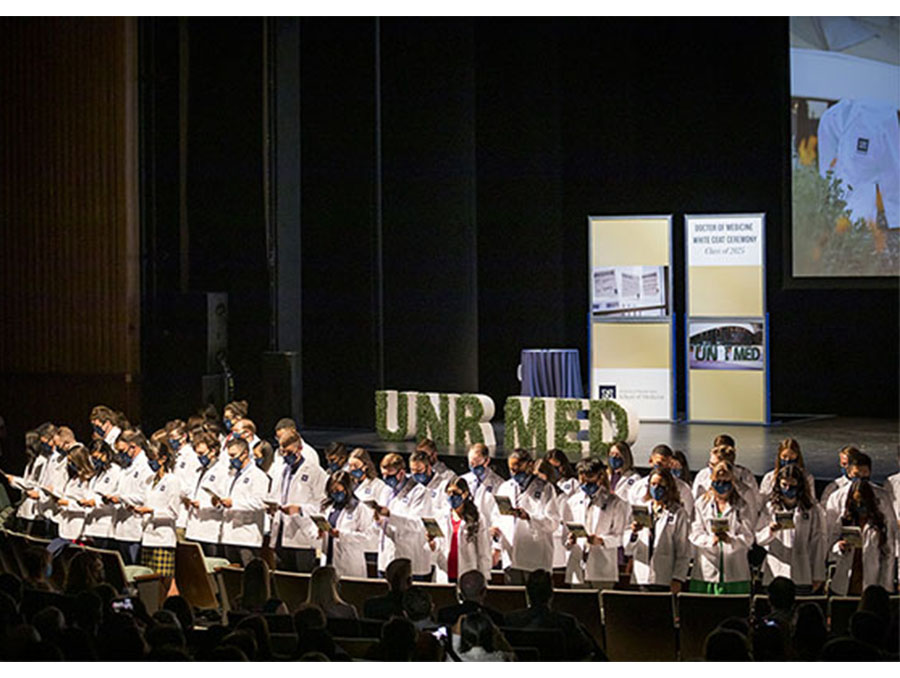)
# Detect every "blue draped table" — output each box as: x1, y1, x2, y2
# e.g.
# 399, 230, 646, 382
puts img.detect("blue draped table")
519, 348, 585, 398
